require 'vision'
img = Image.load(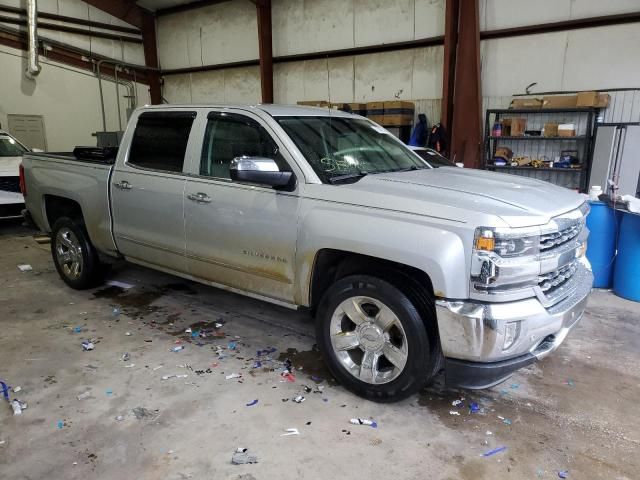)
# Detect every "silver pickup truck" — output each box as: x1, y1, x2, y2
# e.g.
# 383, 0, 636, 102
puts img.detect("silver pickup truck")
21, 105, 593, 401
